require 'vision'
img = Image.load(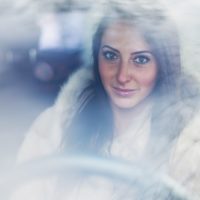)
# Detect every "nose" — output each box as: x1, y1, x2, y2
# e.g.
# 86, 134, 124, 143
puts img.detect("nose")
116, 61, 131, 85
